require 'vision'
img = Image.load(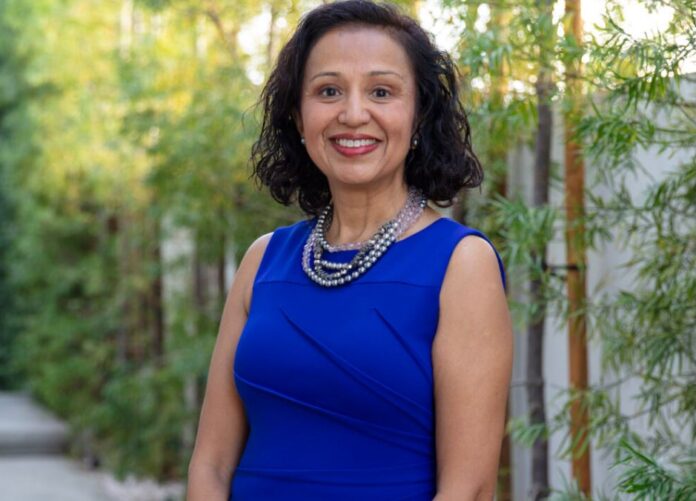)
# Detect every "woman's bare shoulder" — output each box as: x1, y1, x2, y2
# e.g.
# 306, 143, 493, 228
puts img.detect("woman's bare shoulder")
238, 232, 274, 314
246, 232, 274, 263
